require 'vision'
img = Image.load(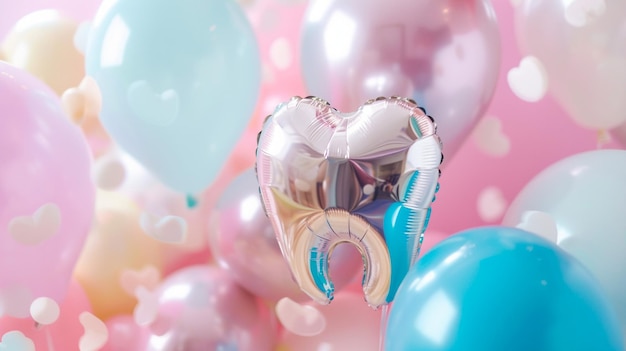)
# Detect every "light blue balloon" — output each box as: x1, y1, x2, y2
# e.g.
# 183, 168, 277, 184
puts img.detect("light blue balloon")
86, 0, 260, 195
503, 149, 626, 329
385, 226, 623, 351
